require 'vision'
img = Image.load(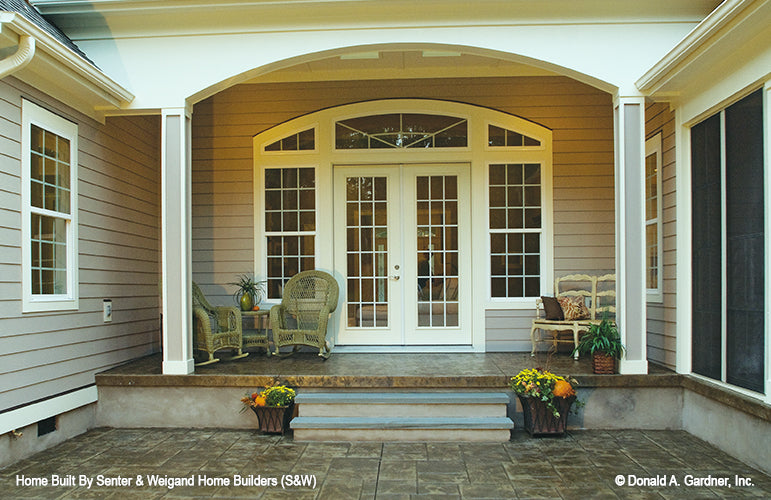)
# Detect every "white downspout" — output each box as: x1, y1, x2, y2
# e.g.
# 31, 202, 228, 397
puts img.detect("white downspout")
0, 35, 35, 79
